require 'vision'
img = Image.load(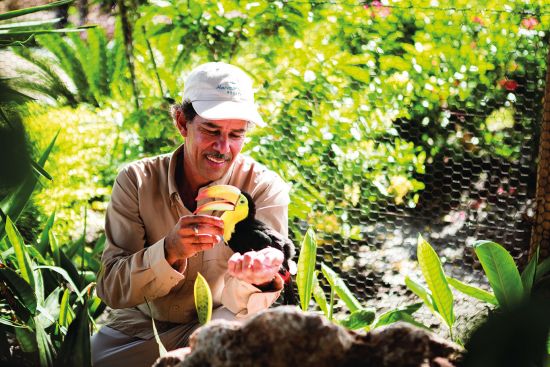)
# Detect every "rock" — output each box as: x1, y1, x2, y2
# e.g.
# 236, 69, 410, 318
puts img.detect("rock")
153, 306, 462, 367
